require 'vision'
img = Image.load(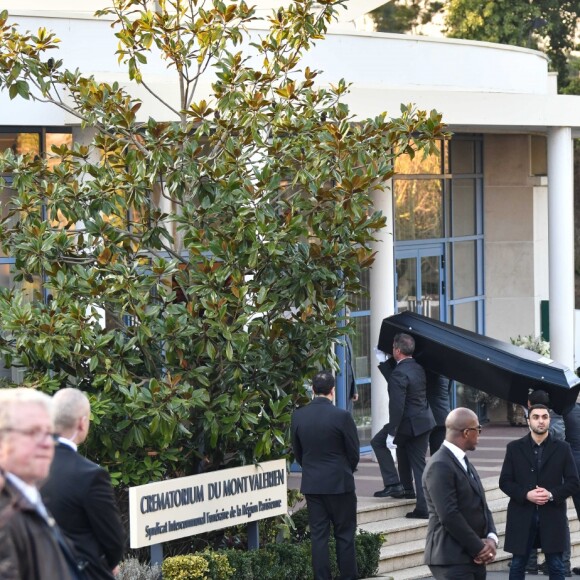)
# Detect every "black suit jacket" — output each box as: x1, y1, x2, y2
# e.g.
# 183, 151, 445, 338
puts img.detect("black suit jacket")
500, 433, 579, 555
425, 371, 450, 427
423, 445, 496, 565
41, 444, 124, 580
378, 357, 435, 442
291, 397, 359, 494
